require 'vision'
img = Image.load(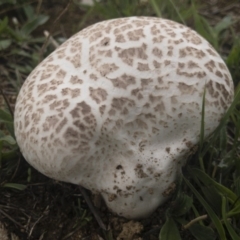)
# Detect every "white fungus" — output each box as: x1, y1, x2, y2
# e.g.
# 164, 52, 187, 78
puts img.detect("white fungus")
14, 17, 234, 219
